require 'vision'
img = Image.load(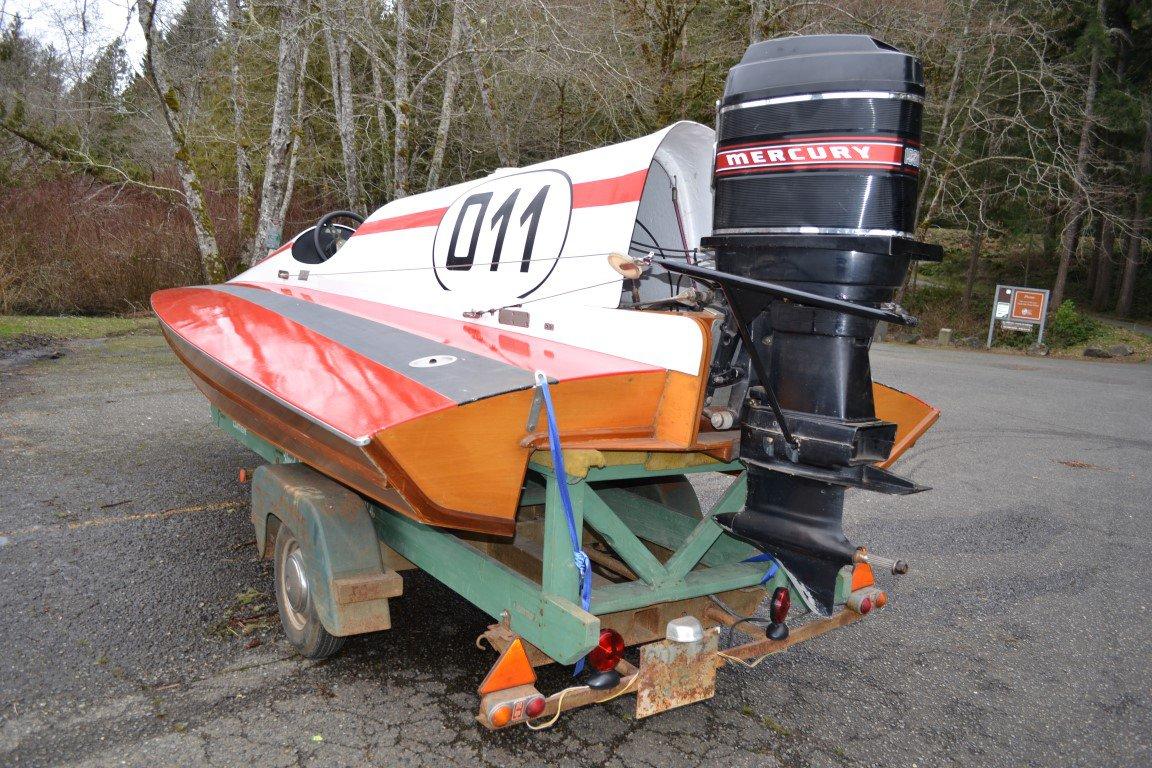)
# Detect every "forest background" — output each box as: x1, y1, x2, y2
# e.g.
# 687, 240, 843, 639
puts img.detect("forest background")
1, 0, 1149, 351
